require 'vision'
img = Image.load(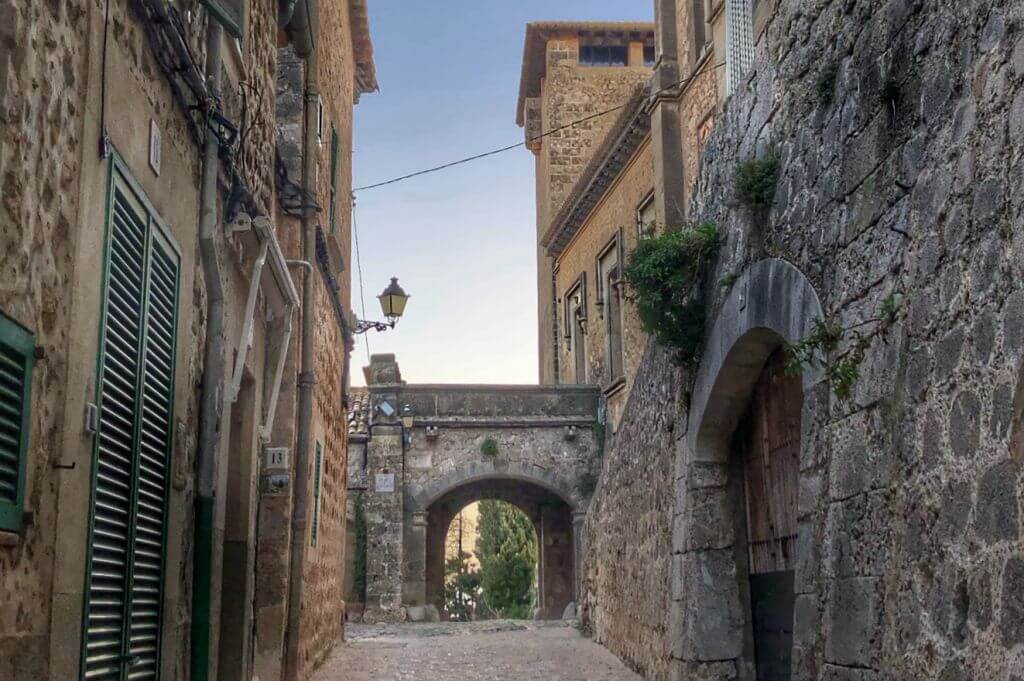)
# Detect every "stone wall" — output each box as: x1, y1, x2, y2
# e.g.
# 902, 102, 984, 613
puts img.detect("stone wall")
580, 1, 1024, 679
579, 342, 683, 681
